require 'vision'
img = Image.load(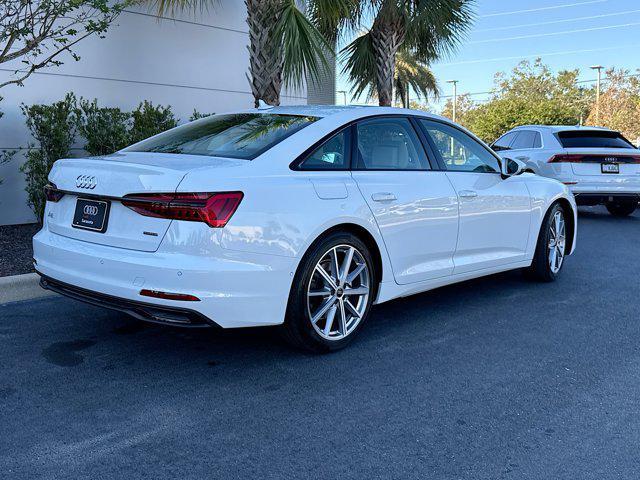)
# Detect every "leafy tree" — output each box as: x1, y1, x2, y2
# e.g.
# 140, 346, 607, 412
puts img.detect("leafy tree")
443, 59, 592, 142
129, 101, 177, 144
0, 1, 127, 89
150, 0, 333, 107
586, 68, 640, 143
20, 93, 80, 221
79, 98, 131, 156
189, 110, 214, 121
315, 0, 474, 106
